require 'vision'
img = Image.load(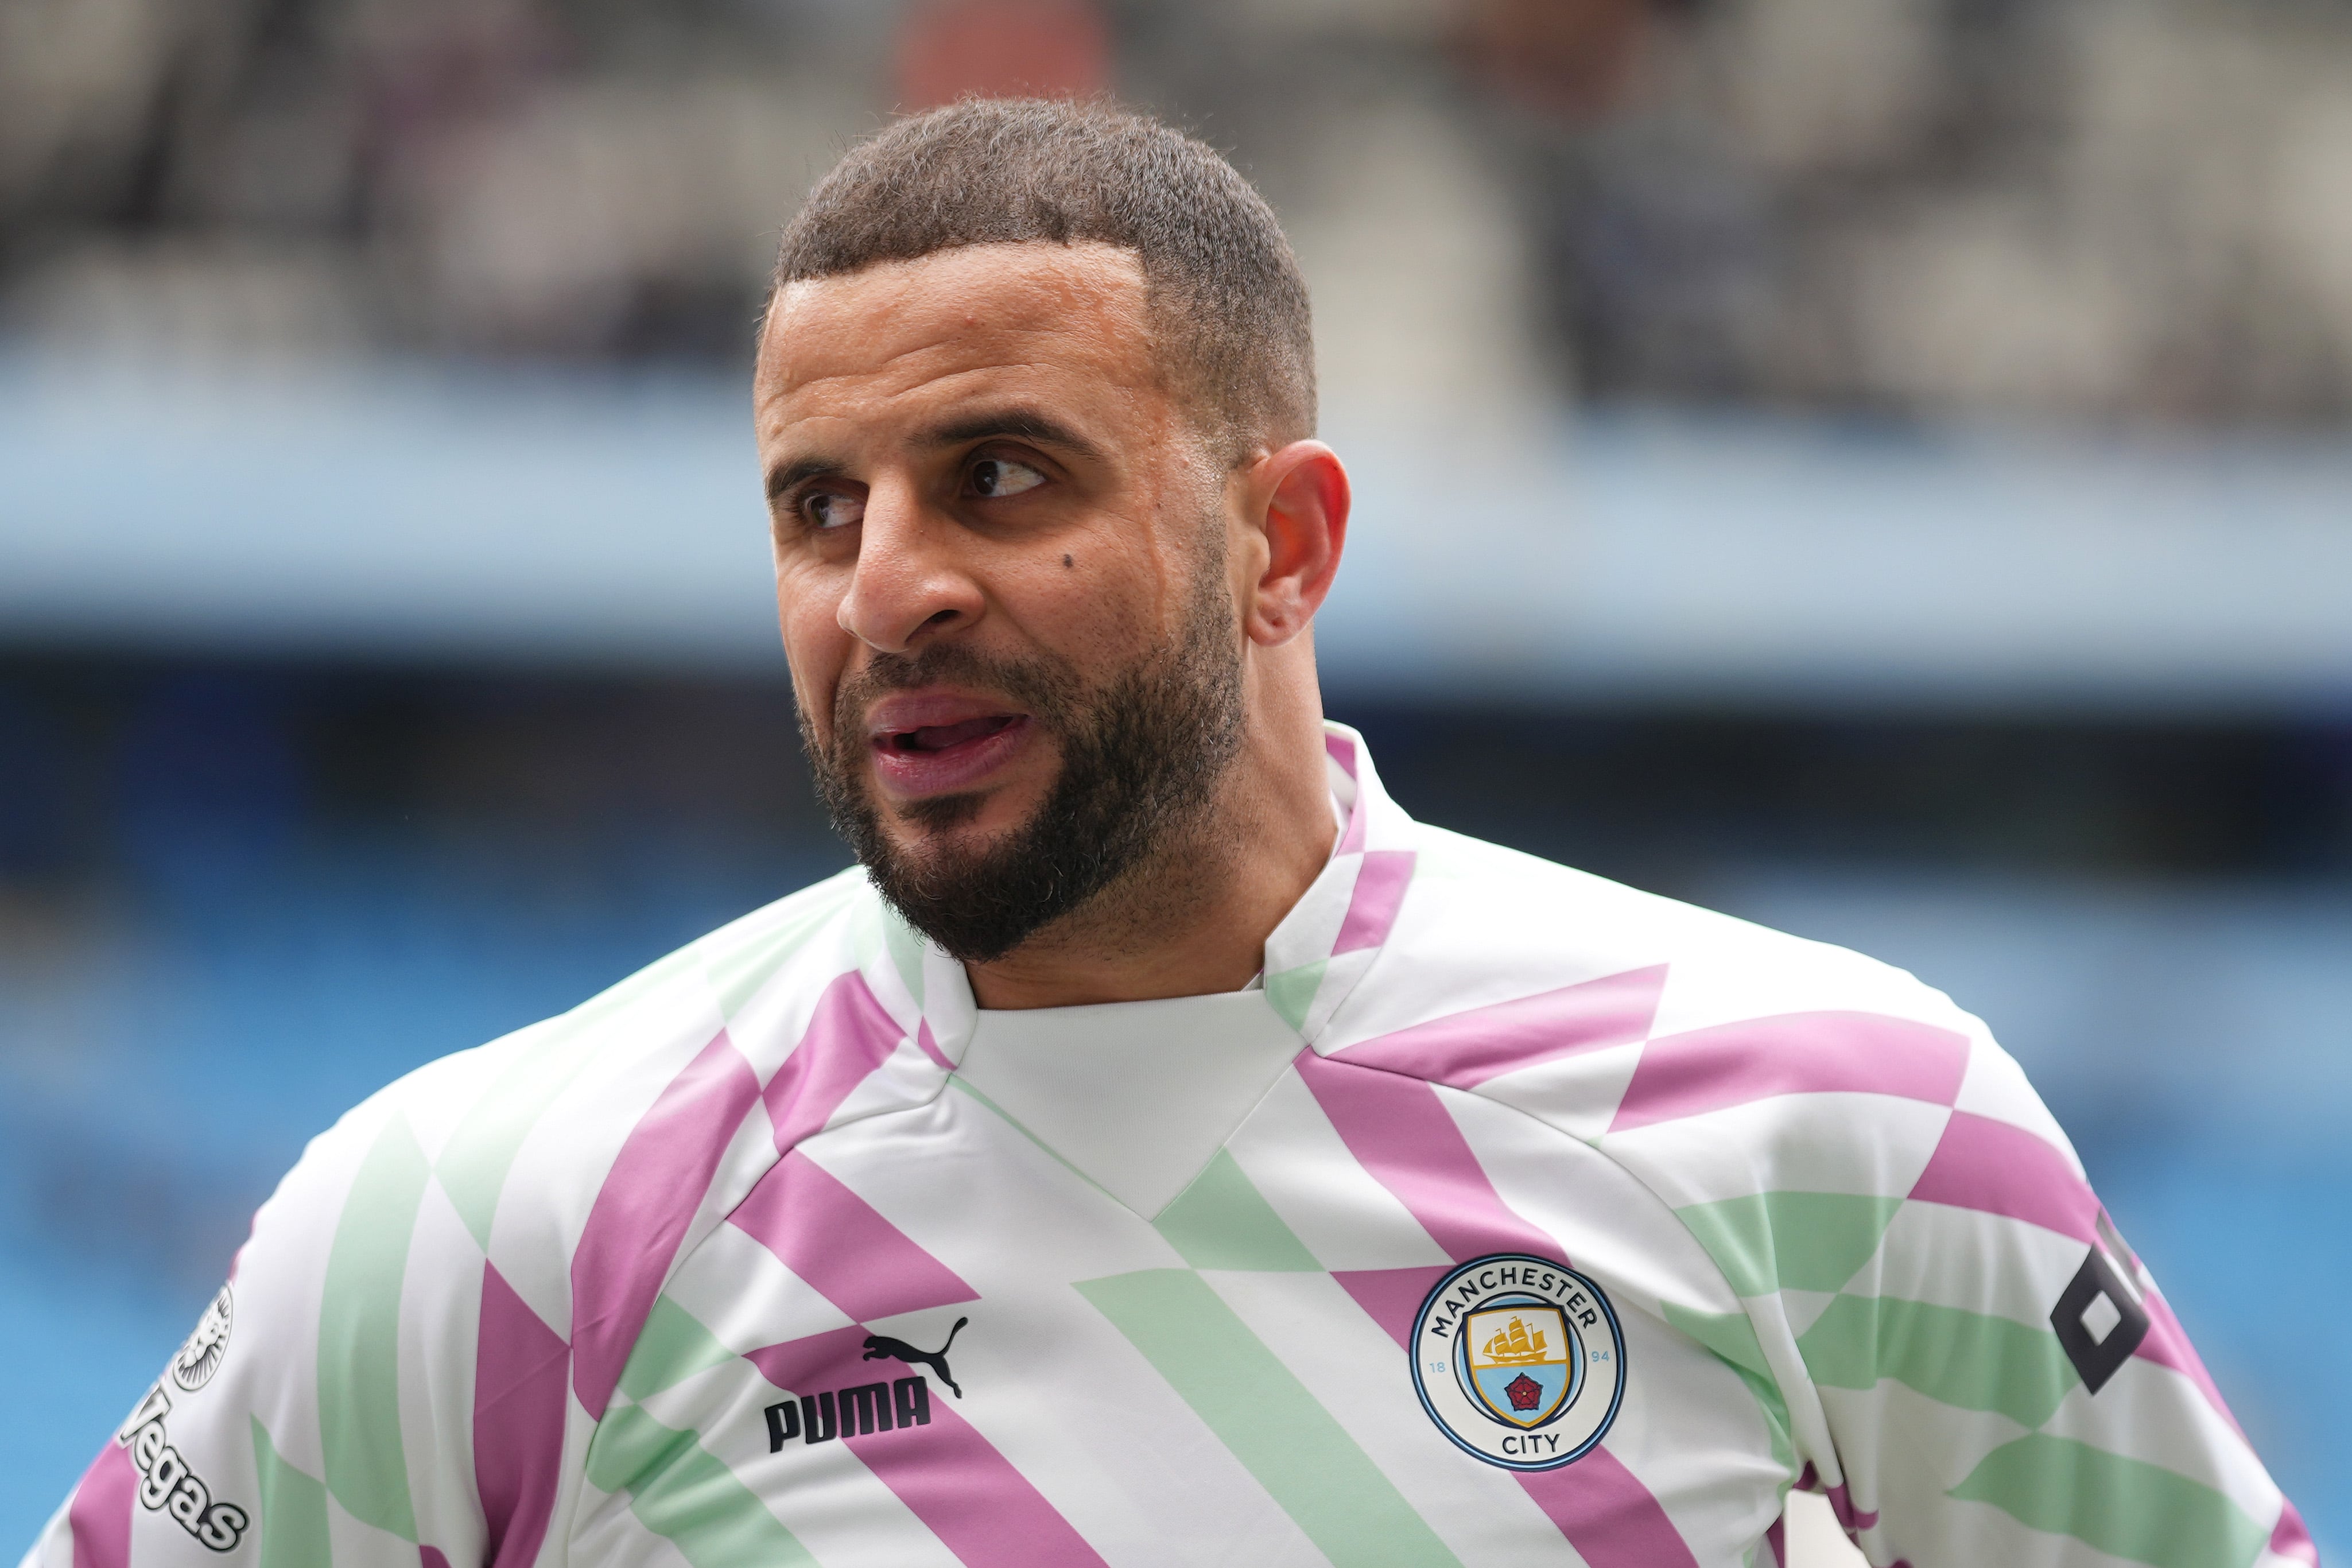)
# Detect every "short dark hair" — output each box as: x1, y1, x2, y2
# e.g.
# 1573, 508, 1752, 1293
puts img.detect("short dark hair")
772, 98, 1315, 462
